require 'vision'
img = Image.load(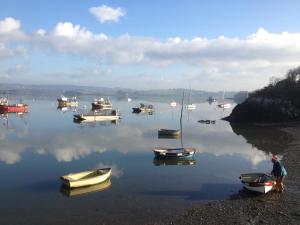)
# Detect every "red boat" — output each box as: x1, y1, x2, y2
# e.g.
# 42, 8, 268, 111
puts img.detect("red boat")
0, 97, 29, 113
